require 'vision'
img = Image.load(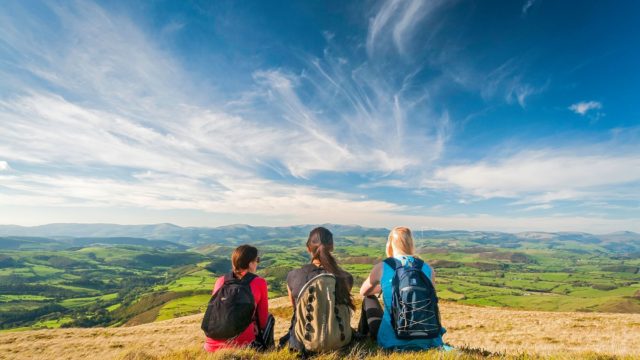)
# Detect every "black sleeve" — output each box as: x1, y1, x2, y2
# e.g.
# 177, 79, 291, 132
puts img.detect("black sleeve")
286, 269, 295, 288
